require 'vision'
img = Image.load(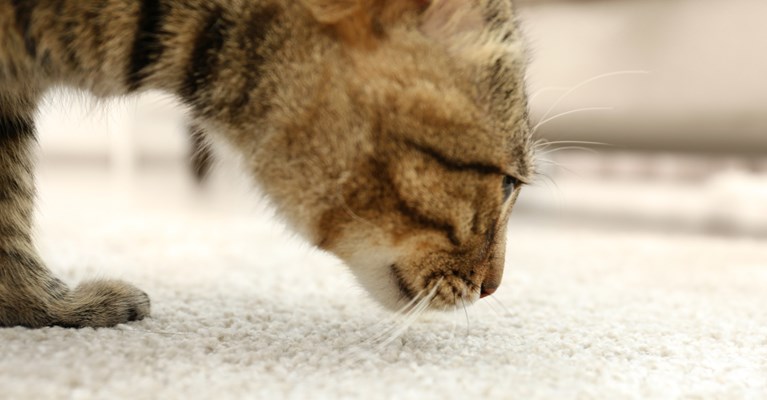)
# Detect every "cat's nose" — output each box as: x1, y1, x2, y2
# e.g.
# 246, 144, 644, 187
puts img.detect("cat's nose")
479, 284, 498, 299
